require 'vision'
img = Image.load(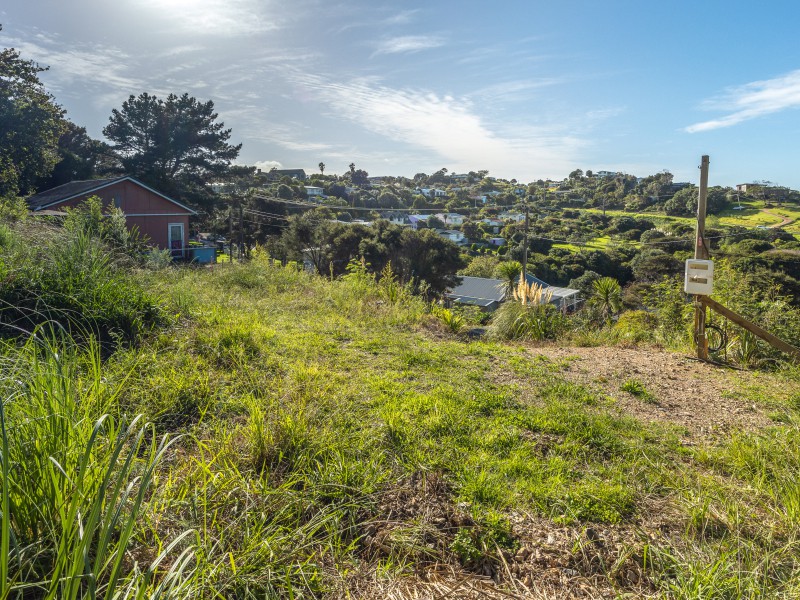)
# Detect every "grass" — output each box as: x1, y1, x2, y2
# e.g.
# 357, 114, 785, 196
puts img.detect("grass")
5, 251, 800, 596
